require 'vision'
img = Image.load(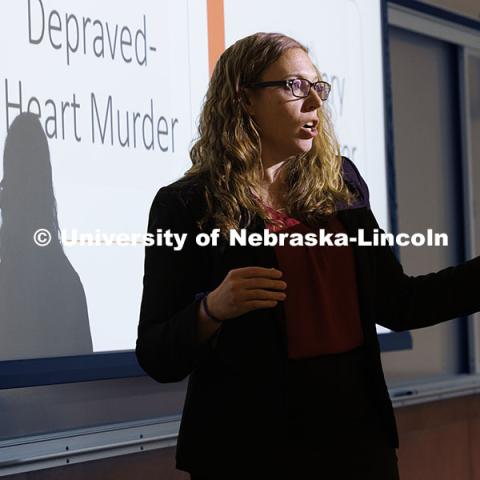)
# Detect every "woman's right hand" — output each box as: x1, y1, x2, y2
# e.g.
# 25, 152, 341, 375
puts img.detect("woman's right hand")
206, 267, 287, 321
